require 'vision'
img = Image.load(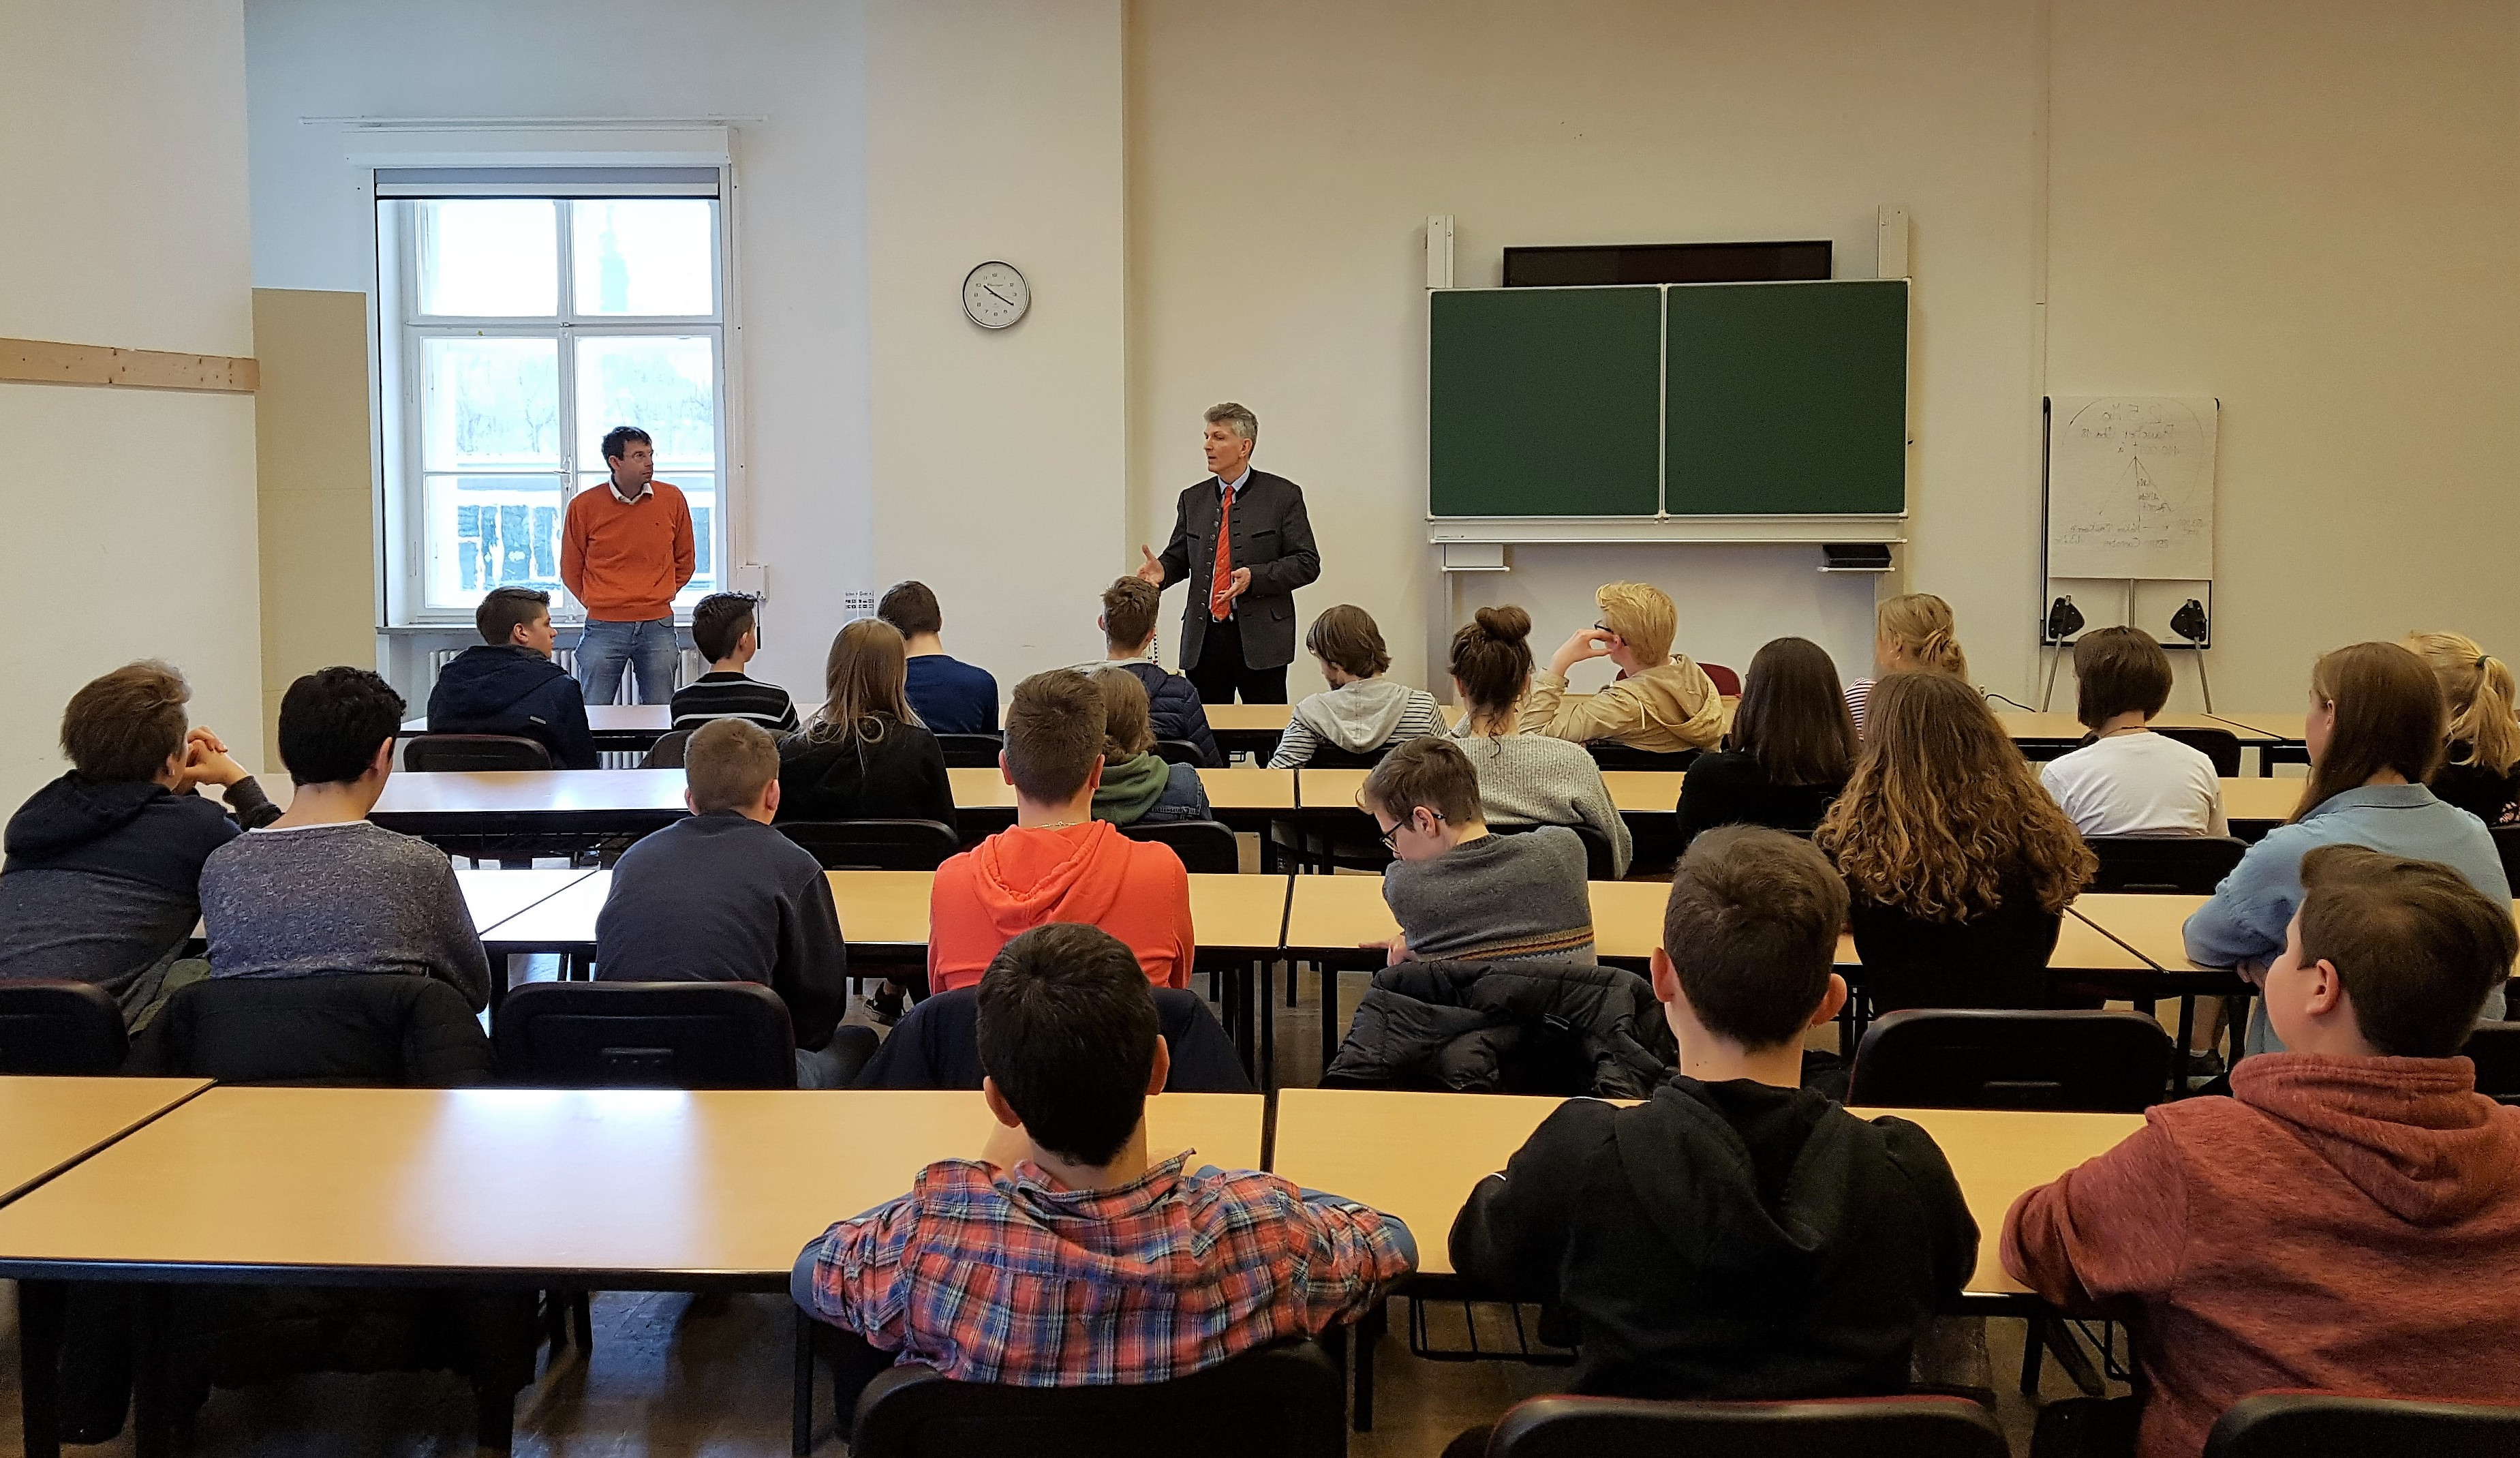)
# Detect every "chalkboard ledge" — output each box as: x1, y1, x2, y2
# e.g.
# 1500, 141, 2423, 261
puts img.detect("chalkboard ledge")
1427, 515, 1905, 546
